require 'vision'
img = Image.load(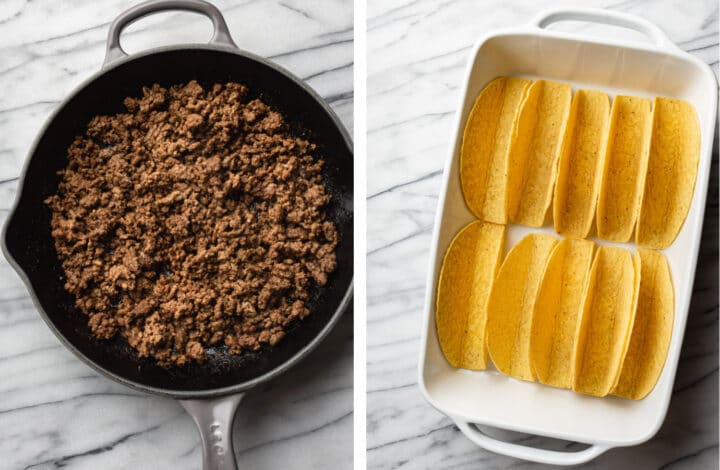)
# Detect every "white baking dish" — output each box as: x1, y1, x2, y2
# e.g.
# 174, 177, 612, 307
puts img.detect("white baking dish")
418, 7, 717, 466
